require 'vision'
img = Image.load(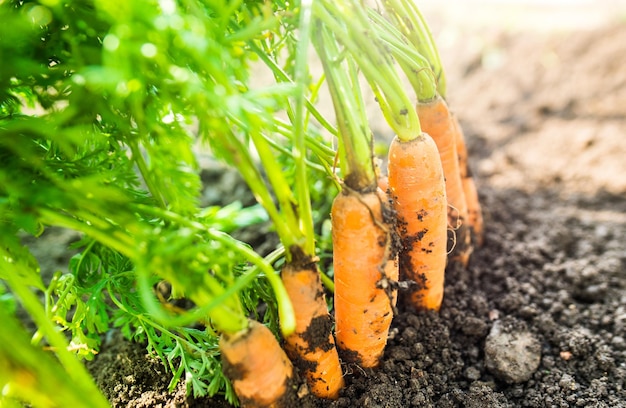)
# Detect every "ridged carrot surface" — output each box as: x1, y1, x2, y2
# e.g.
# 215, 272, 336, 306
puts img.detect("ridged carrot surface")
332, 189, 398, 368
282, 261, 344, 399
417, 97, 472, 267
388, 134, 447, 310
451, 113, 484, 247
219, 320, 295, 408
